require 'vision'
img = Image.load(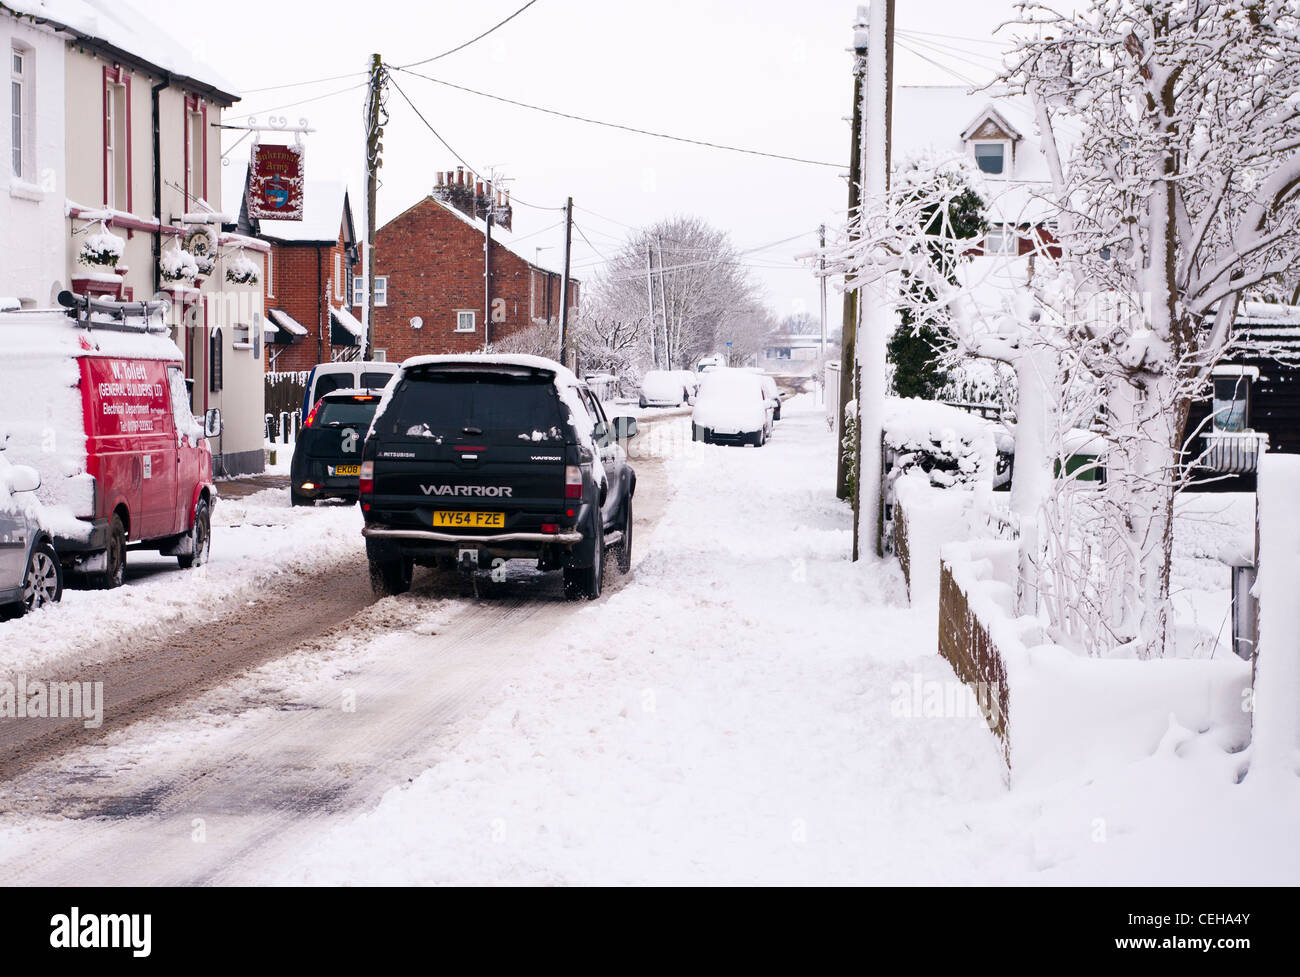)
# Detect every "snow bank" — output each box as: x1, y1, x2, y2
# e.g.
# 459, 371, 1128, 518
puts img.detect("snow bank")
883, 397, 996, 490
941, 540, 1252, 789
1251, 454, 1300, 778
